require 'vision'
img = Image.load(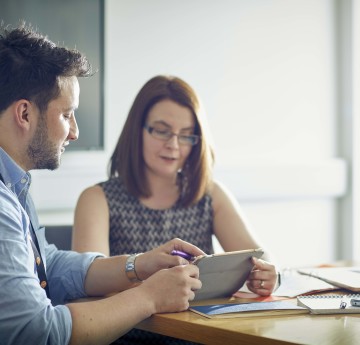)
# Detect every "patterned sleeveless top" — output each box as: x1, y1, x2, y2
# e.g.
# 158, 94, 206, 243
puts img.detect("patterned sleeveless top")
99, 177, 214, 256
